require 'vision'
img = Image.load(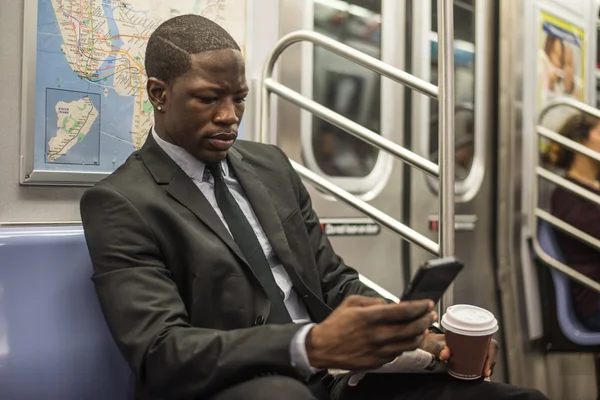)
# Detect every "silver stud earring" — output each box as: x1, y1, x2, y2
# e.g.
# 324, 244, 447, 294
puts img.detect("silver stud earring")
157, 105, 162, 111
